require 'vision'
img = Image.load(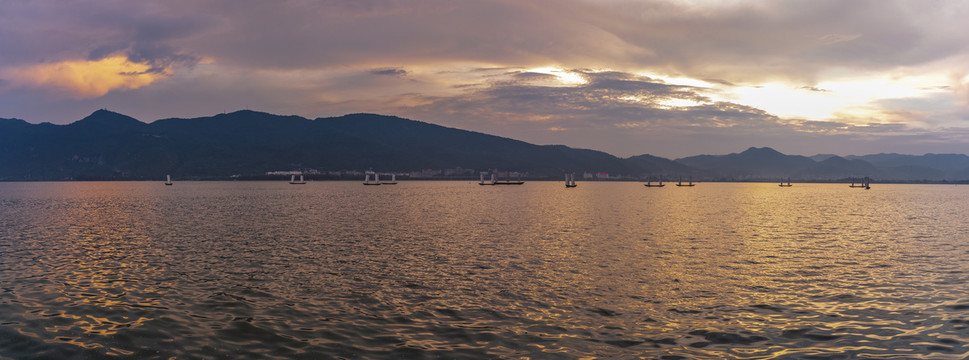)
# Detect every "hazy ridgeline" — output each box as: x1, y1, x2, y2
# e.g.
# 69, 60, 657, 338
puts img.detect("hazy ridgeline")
3, 110, 969, 181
